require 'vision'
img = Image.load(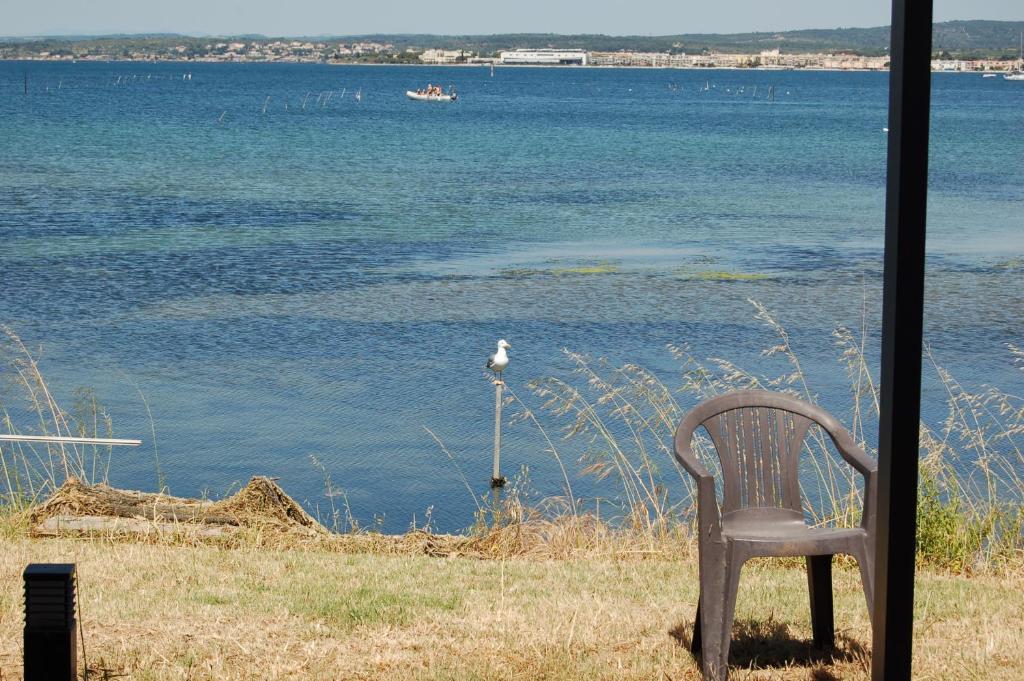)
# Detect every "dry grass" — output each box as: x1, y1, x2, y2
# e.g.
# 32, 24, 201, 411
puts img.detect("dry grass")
3, 306, 1024, 678
0, 534, 1021, 680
